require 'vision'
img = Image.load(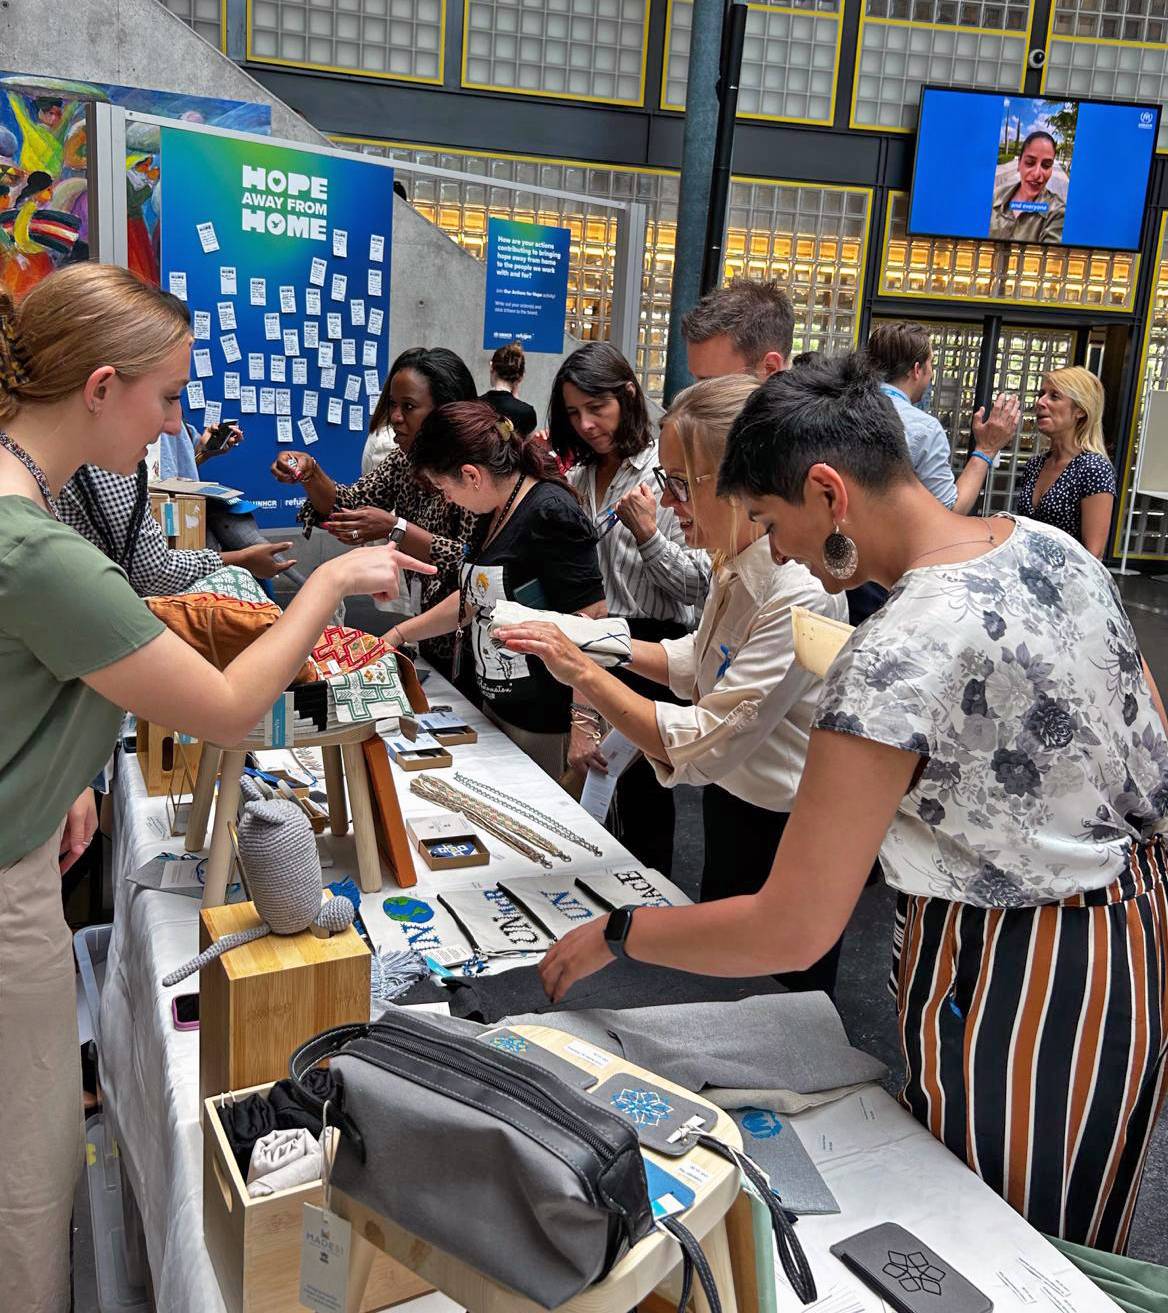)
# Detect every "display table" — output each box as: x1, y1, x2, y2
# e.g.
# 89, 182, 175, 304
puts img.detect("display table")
99, 670, 1117, 1313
